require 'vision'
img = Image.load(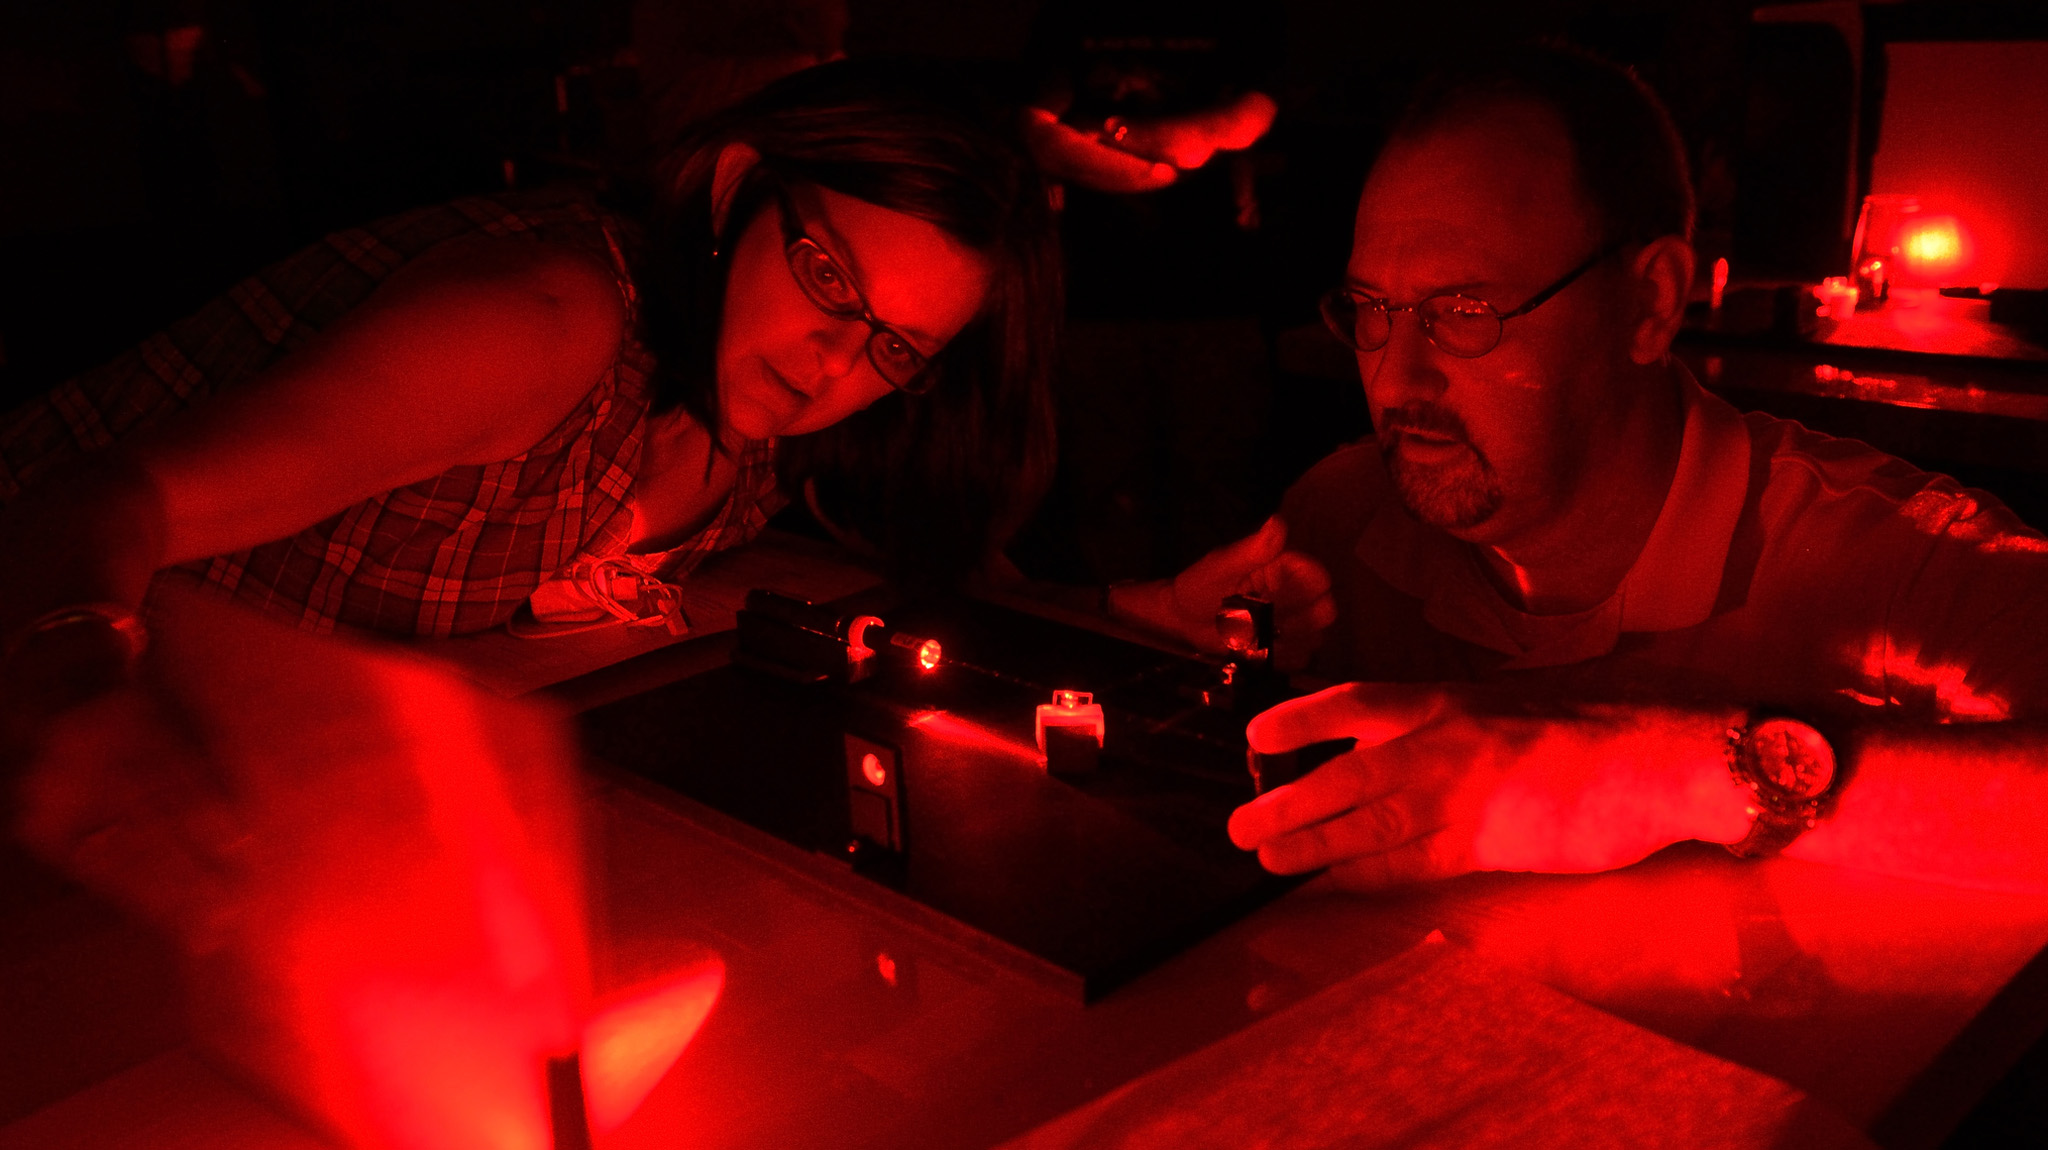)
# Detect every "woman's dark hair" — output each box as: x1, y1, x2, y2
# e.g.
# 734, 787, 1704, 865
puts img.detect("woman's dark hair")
637, 58, 1061, 593
1394, 41, 1695, 248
